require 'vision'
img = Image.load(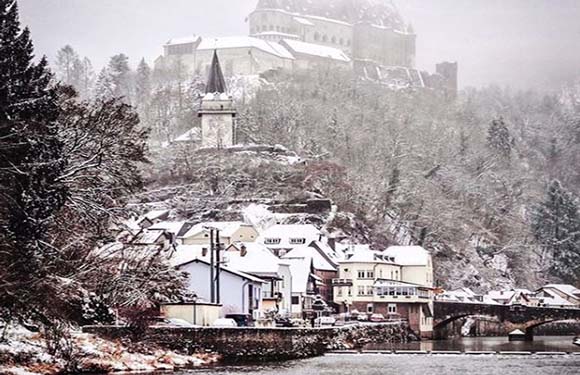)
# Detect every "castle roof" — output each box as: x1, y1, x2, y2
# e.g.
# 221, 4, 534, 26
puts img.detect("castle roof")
205, 50, 227, 94
256, 0, 405, 29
